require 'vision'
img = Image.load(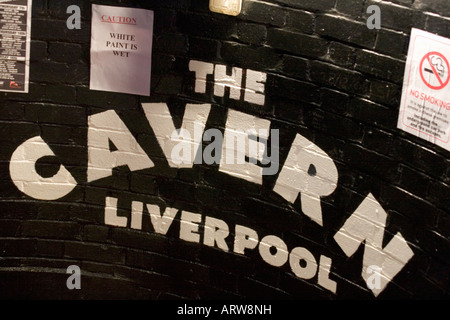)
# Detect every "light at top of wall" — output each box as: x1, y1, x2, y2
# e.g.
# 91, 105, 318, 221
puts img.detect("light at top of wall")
209, 0, 242, 16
